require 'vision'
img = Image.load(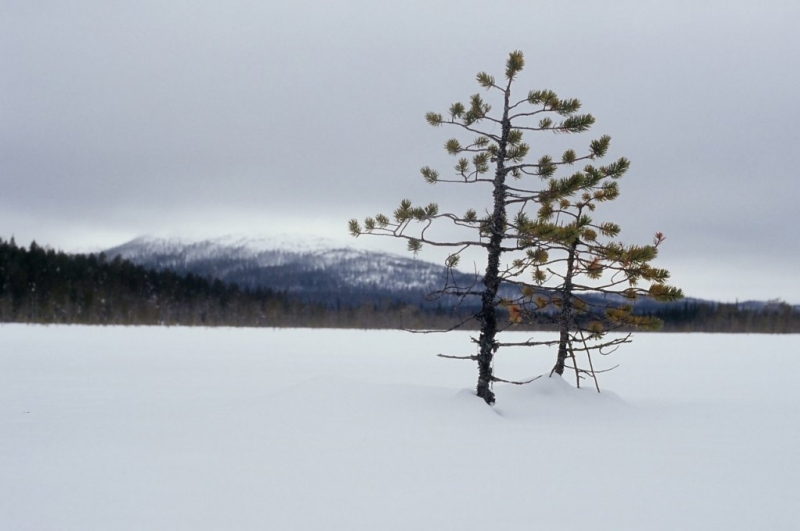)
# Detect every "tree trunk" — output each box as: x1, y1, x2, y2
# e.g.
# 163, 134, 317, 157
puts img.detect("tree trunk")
553, 239, 579, 376
476, 238, 501, 403
475, 86, 512, 405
